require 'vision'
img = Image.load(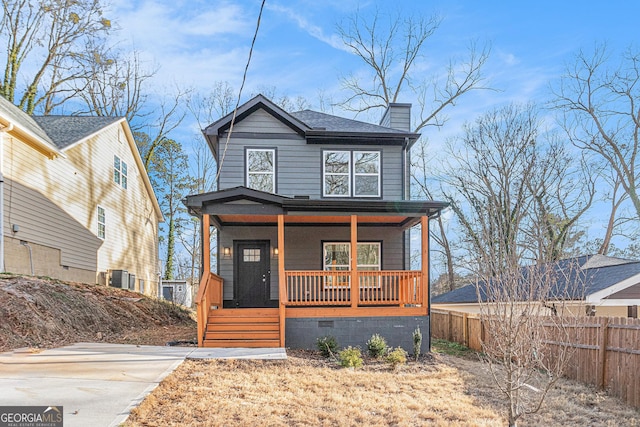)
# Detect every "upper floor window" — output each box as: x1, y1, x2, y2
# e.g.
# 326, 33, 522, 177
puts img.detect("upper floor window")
114, 155, 128, 189
246, 148, 275, 193
323, 150, 380, 197
97, 206, 106, 239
